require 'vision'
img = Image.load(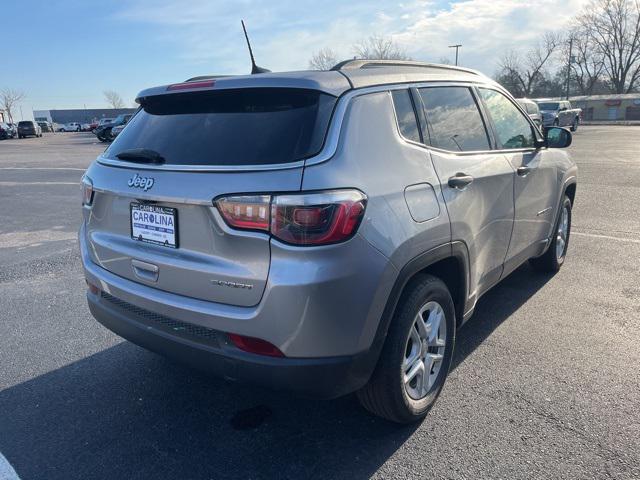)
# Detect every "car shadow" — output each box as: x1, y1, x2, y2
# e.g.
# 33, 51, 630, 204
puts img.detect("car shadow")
0, 263, 552, 480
